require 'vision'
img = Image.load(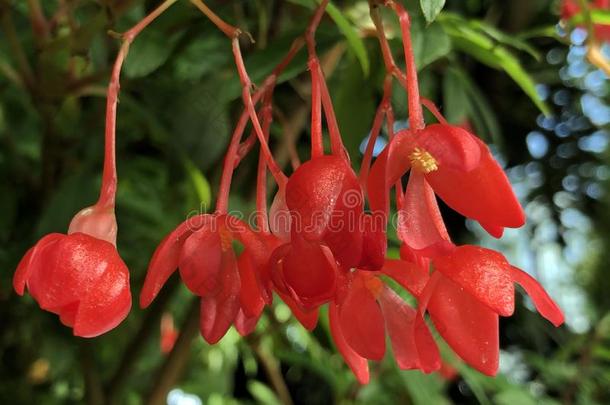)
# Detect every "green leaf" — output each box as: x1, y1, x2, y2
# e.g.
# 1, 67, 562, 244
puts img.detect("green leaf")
440, 15, 550, 115
415, 22, 451, 69
123, 29, 180, 78
420, 0, 446, 24
469, 20, 541, 61
286, 0, 370, 75
248, 381, 282, 405
325, 2, 370, 76
183, 159, 212, 210
442, 68, 470, 123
